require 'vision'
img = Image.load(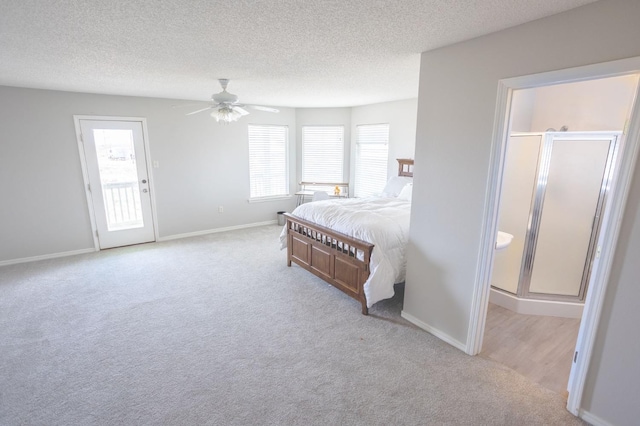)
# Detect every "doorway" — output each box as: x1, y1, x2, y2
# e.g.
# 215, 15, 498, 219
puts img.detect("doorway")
467, 57, 640, 416
75, 118, 157, 249
480, 76, 638, 395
